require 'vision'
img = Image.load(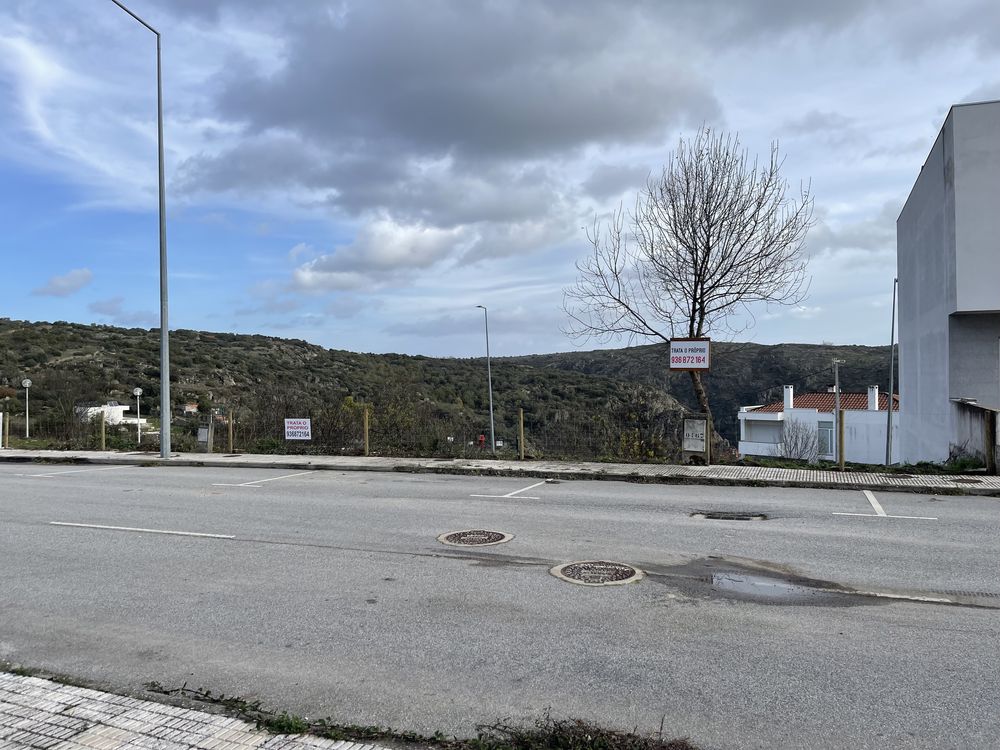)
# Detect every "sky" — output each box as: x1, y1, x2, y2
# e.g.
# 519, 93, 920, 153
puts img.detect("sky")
1, 0, 998, 358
